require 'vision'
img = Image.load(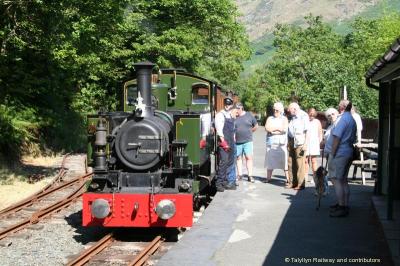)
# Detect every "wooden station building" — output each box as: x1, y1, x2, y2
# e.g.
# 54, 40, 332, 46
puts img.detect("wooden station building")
365, 37, 400, 220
